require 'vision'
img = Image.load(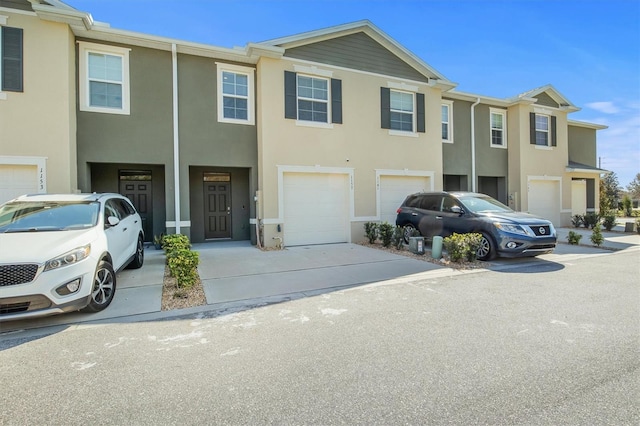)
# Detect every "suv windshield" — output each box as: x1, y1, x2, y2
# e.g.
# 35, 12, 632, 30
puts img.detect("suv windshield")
458, 195, 513, 213
0, 201, 100, 233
